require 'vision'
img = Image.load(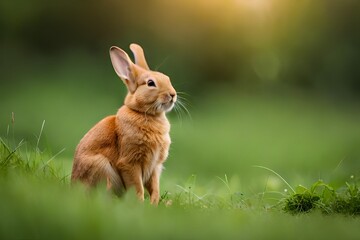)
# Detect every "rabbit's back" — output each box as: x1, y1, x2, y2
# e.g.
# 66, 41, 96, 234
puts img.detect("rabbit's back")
71, 115, 120, 184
